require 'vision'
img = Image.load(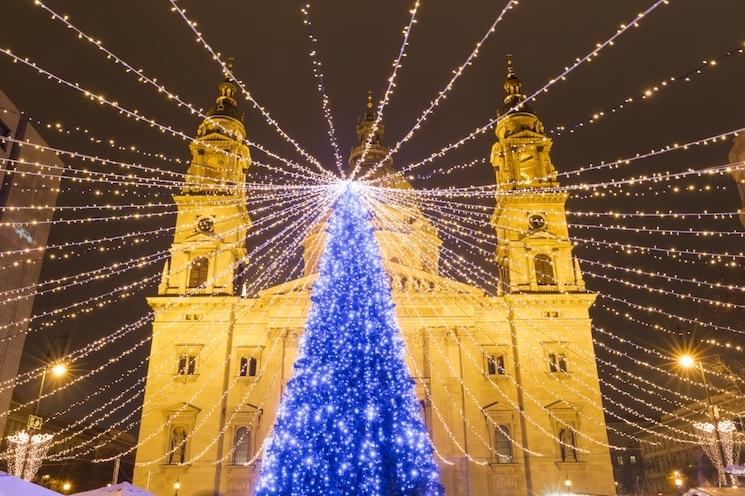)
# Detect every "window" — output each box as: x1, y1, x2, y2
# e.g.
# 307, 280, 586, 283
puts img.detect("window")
168, 426, 188, 464
558, 427, 579, 462
232, 426, 251, 464
486, 354, 506, 375
548, 353, 568, 373
534, 254, 555, 285
494, 425, 513, 463
188, 257, 209, 288
239, 356, 258, 377
0, 119, 10, 151
178, 354, 197, 375
617, 455, 624, 465
630, 455, 637, 464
